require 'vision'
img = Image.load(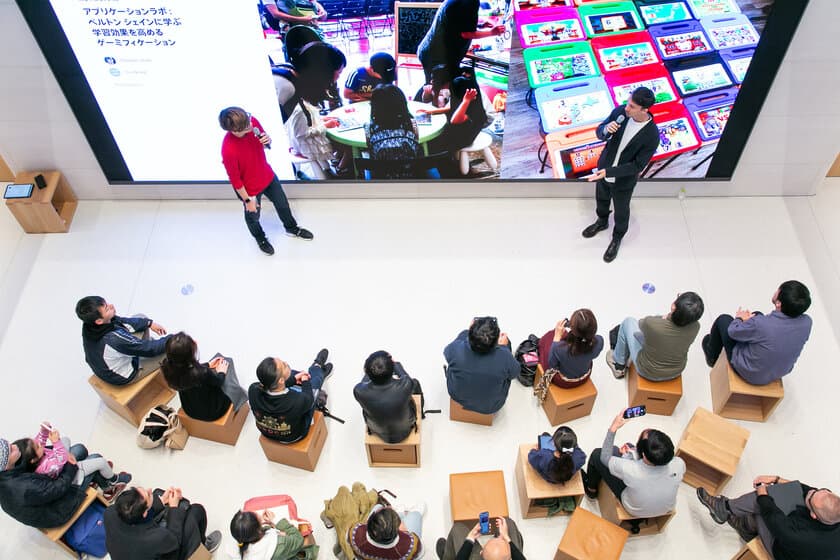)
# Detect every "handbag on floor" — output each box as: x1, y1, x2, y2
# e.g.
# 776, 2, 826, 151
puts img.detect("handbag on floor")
515, 334, 541, 386
136, 405, 189, 450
